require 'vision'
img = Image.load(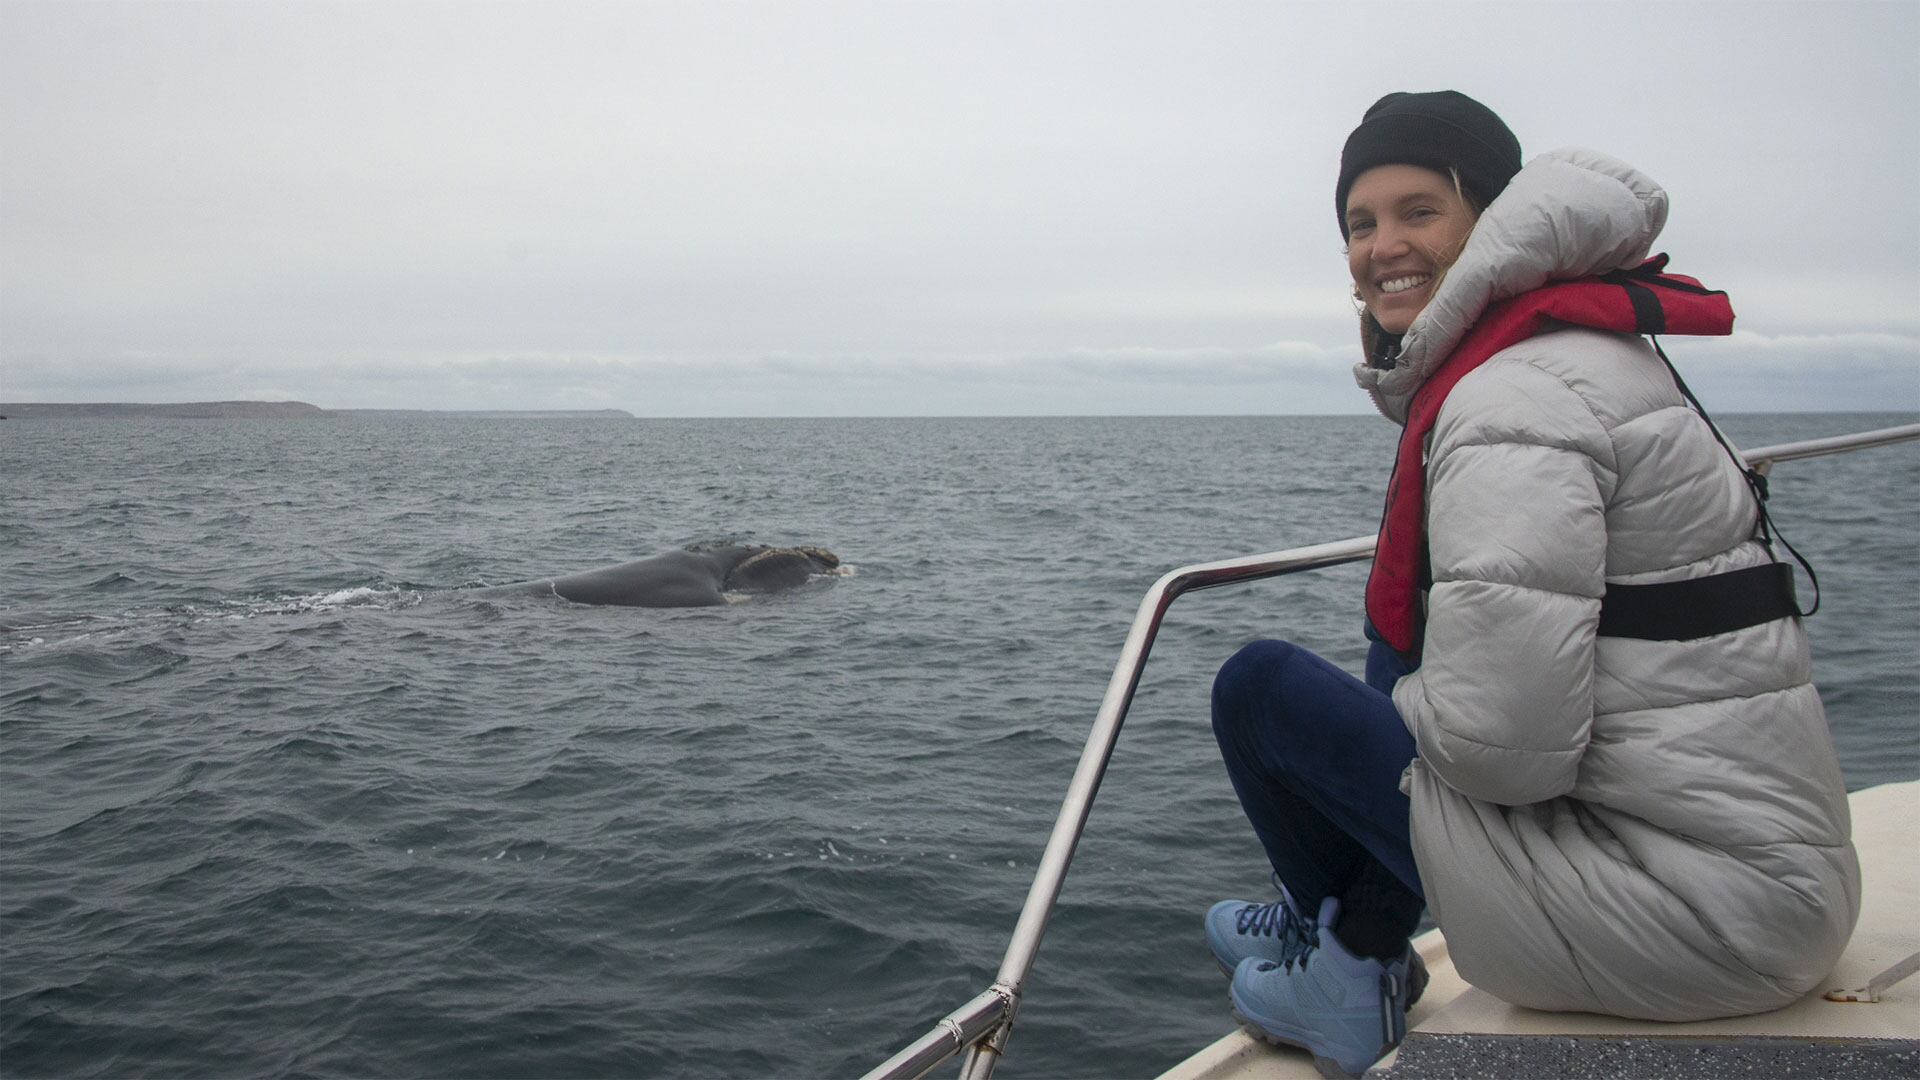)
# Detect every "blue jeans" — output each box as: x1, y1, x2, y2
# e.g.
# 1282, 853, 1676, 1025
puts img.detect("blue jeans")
1210, 628, 1425, 955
